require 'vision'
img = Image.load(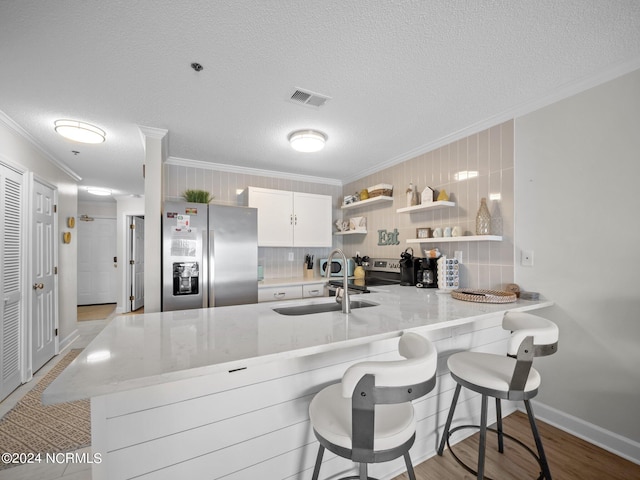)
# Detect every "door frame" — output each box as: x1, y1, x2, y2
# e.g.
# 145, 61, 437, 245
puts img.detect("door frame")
128, 215, 145, 312
28, 173, 59, 376
123, 213, 145, 313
